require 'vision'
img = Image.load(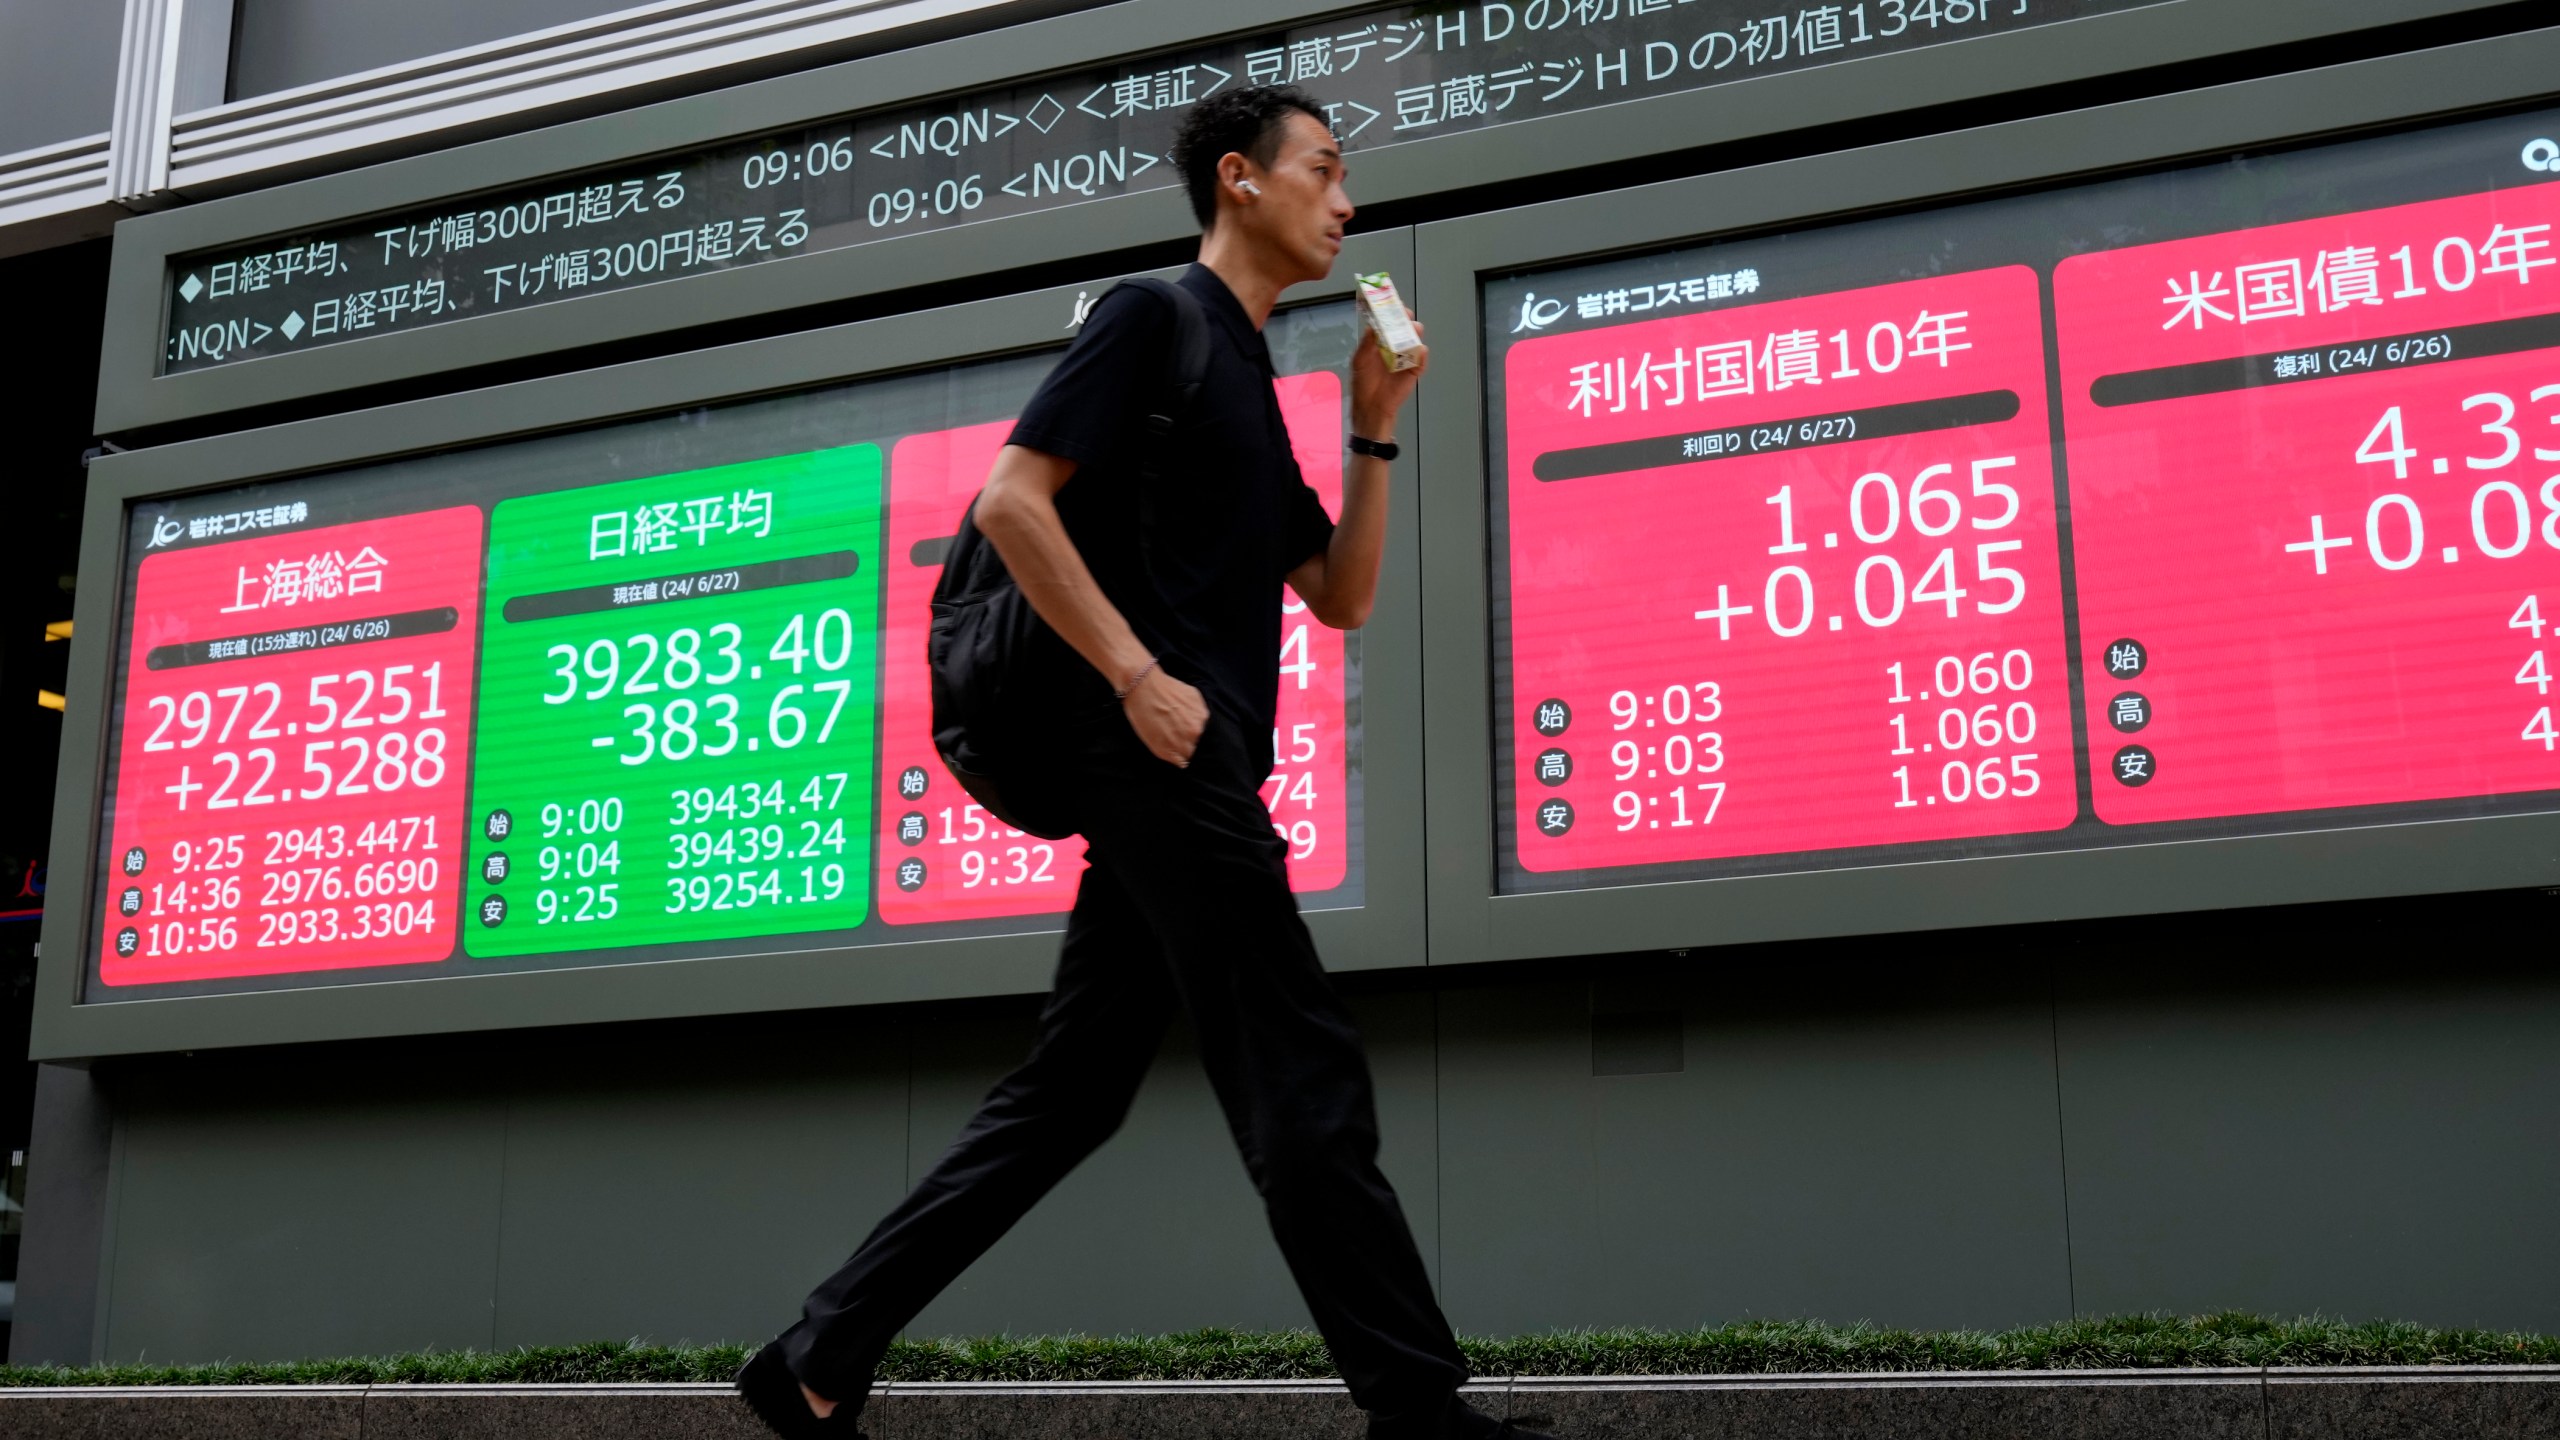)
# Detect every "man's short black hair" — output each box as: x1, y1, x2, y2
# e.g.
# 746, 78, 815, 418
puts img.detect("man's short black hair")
1169, 86, 1331, 228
